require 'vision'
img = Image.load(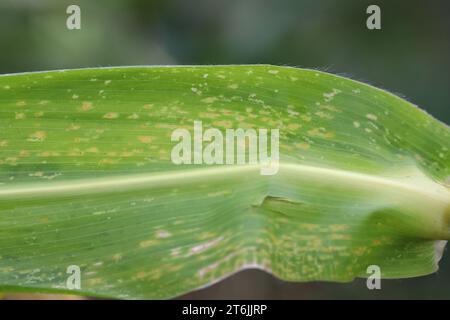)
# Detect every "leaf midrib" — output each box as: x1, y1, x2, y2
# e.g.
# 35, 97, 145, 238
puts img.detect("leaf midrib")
1, 163, 448, 204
